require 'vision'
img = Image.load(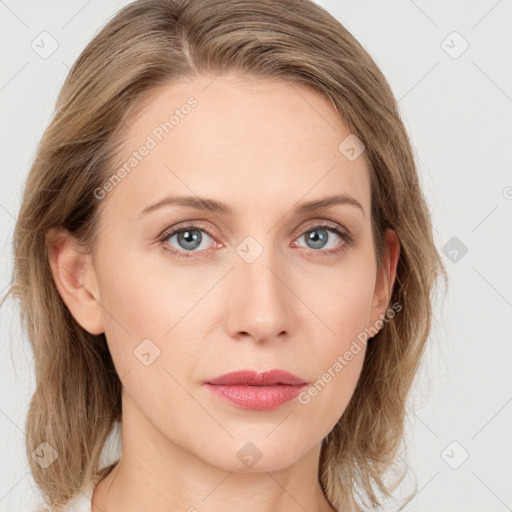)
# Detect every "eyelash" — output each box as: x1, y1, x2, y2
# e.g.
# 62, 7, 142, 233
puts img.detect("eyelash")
158, 221, 355, 260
